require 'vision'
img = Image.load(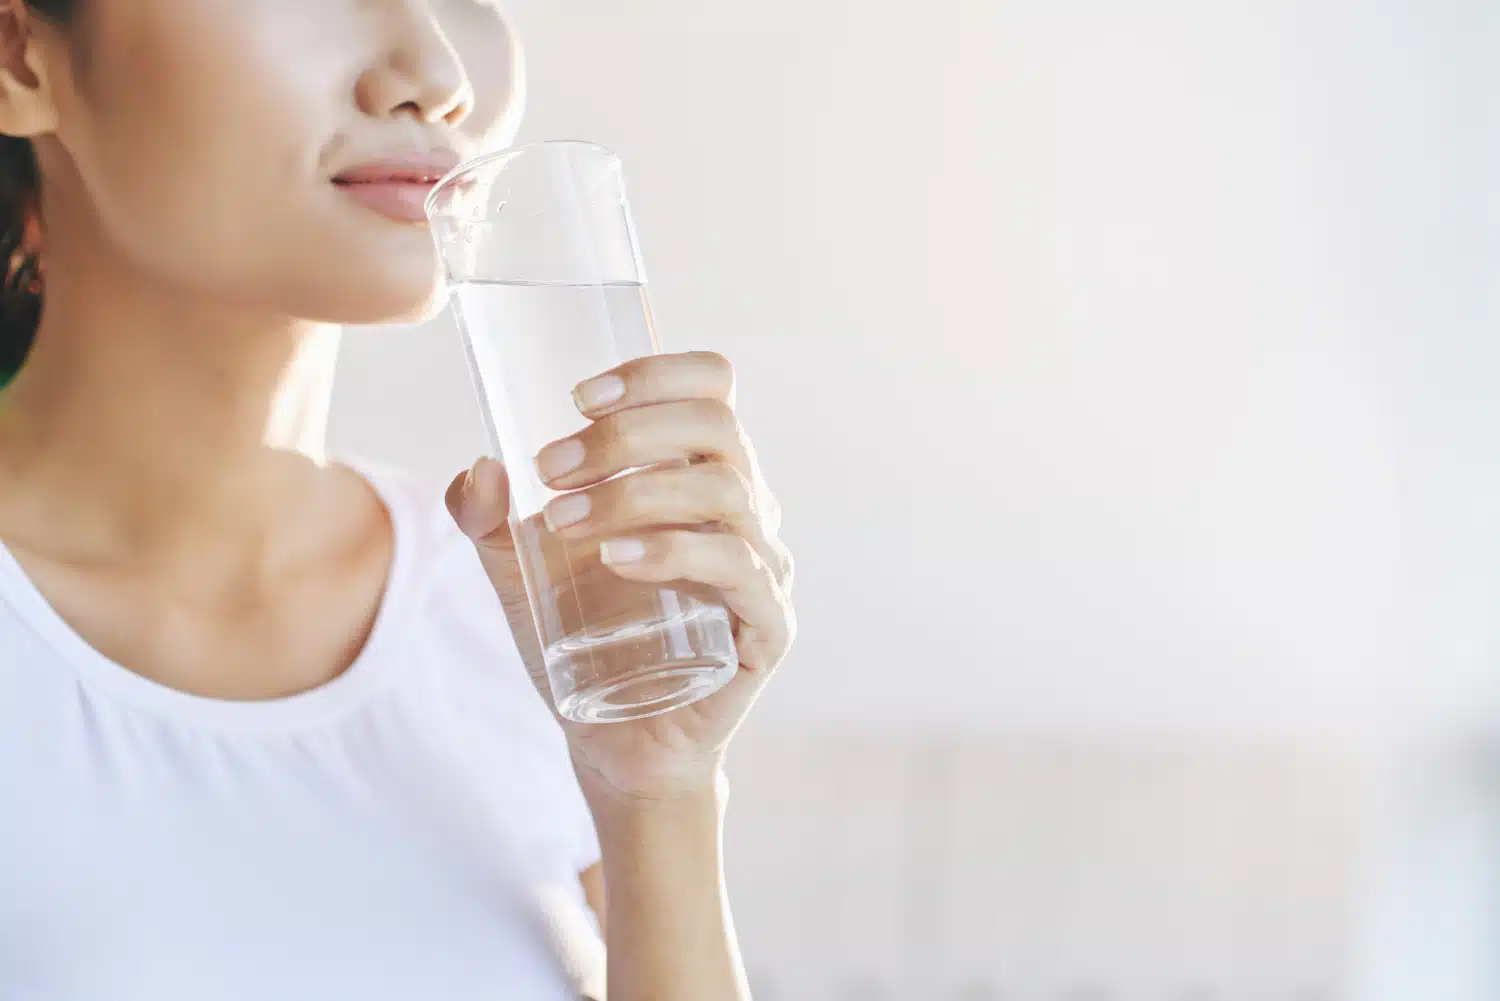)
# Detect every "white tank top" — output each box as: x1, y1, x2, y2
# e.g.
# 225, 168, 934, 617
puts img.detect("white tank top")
0, 453, 600, 1000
